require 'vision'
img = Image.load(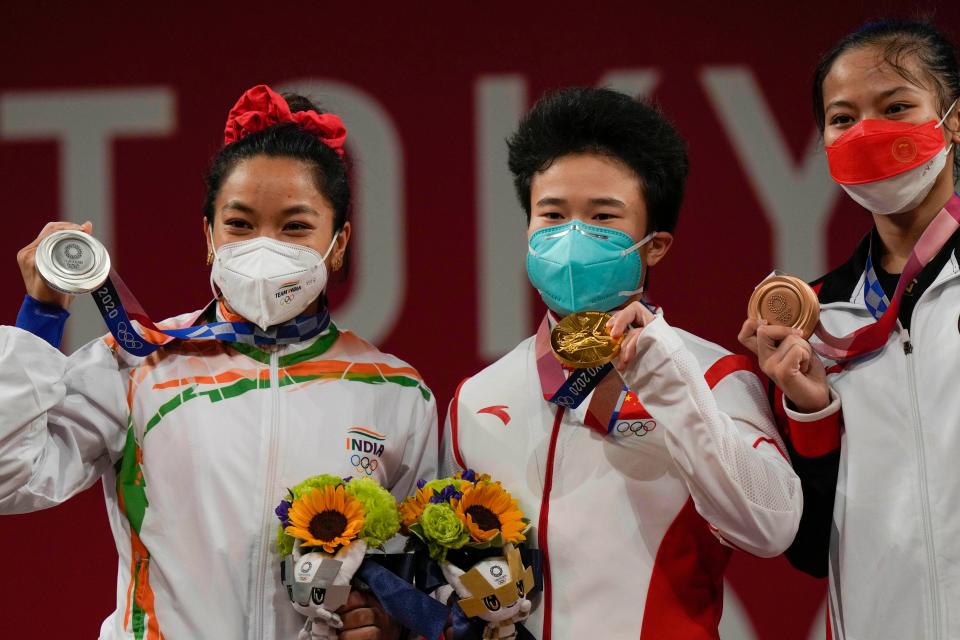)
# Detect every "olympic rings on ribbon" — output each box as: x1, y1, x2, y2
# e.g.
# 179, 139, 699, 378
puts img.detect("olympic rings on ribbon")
350, 454, 379, 475
114, 321, 144, 350
614, 420, 656, 437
